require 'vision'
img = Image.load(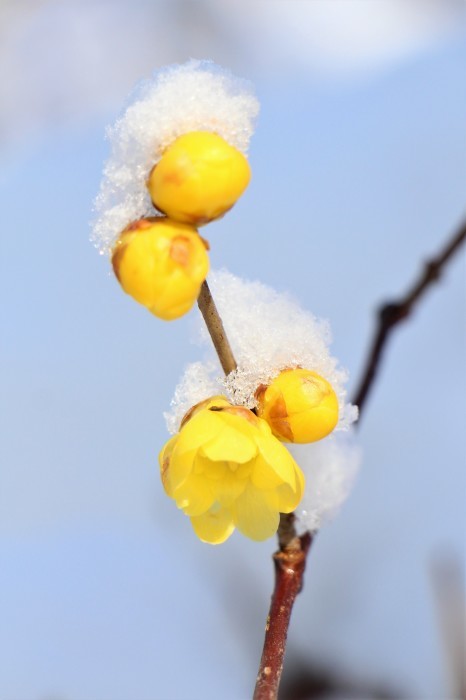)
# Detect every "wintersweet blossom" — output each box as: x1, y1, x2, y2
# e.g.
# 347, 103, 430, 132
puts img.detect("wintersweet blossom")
159, 396, 305, 544
255, 369, 339, 443
112, 217, 209, 320
148, 131, 251, 225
